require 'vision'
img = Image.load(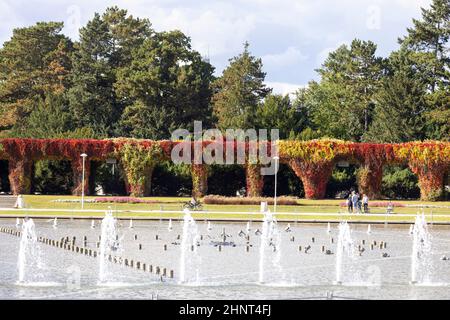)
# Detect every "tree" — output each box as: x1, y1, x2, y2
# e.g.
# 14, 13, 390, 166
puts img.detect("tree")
255, 94, 306, 139
67, 7, 153, 136
365, 66, 428, 142
399, 0, 450, 140
11, 94, 72, 138
400, 0, 450, 92
10, 93, 99, 139
305, 40, 385, 141
116, 30, 214, 139
0, 22, 72, 131
212, 42, 271, 130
